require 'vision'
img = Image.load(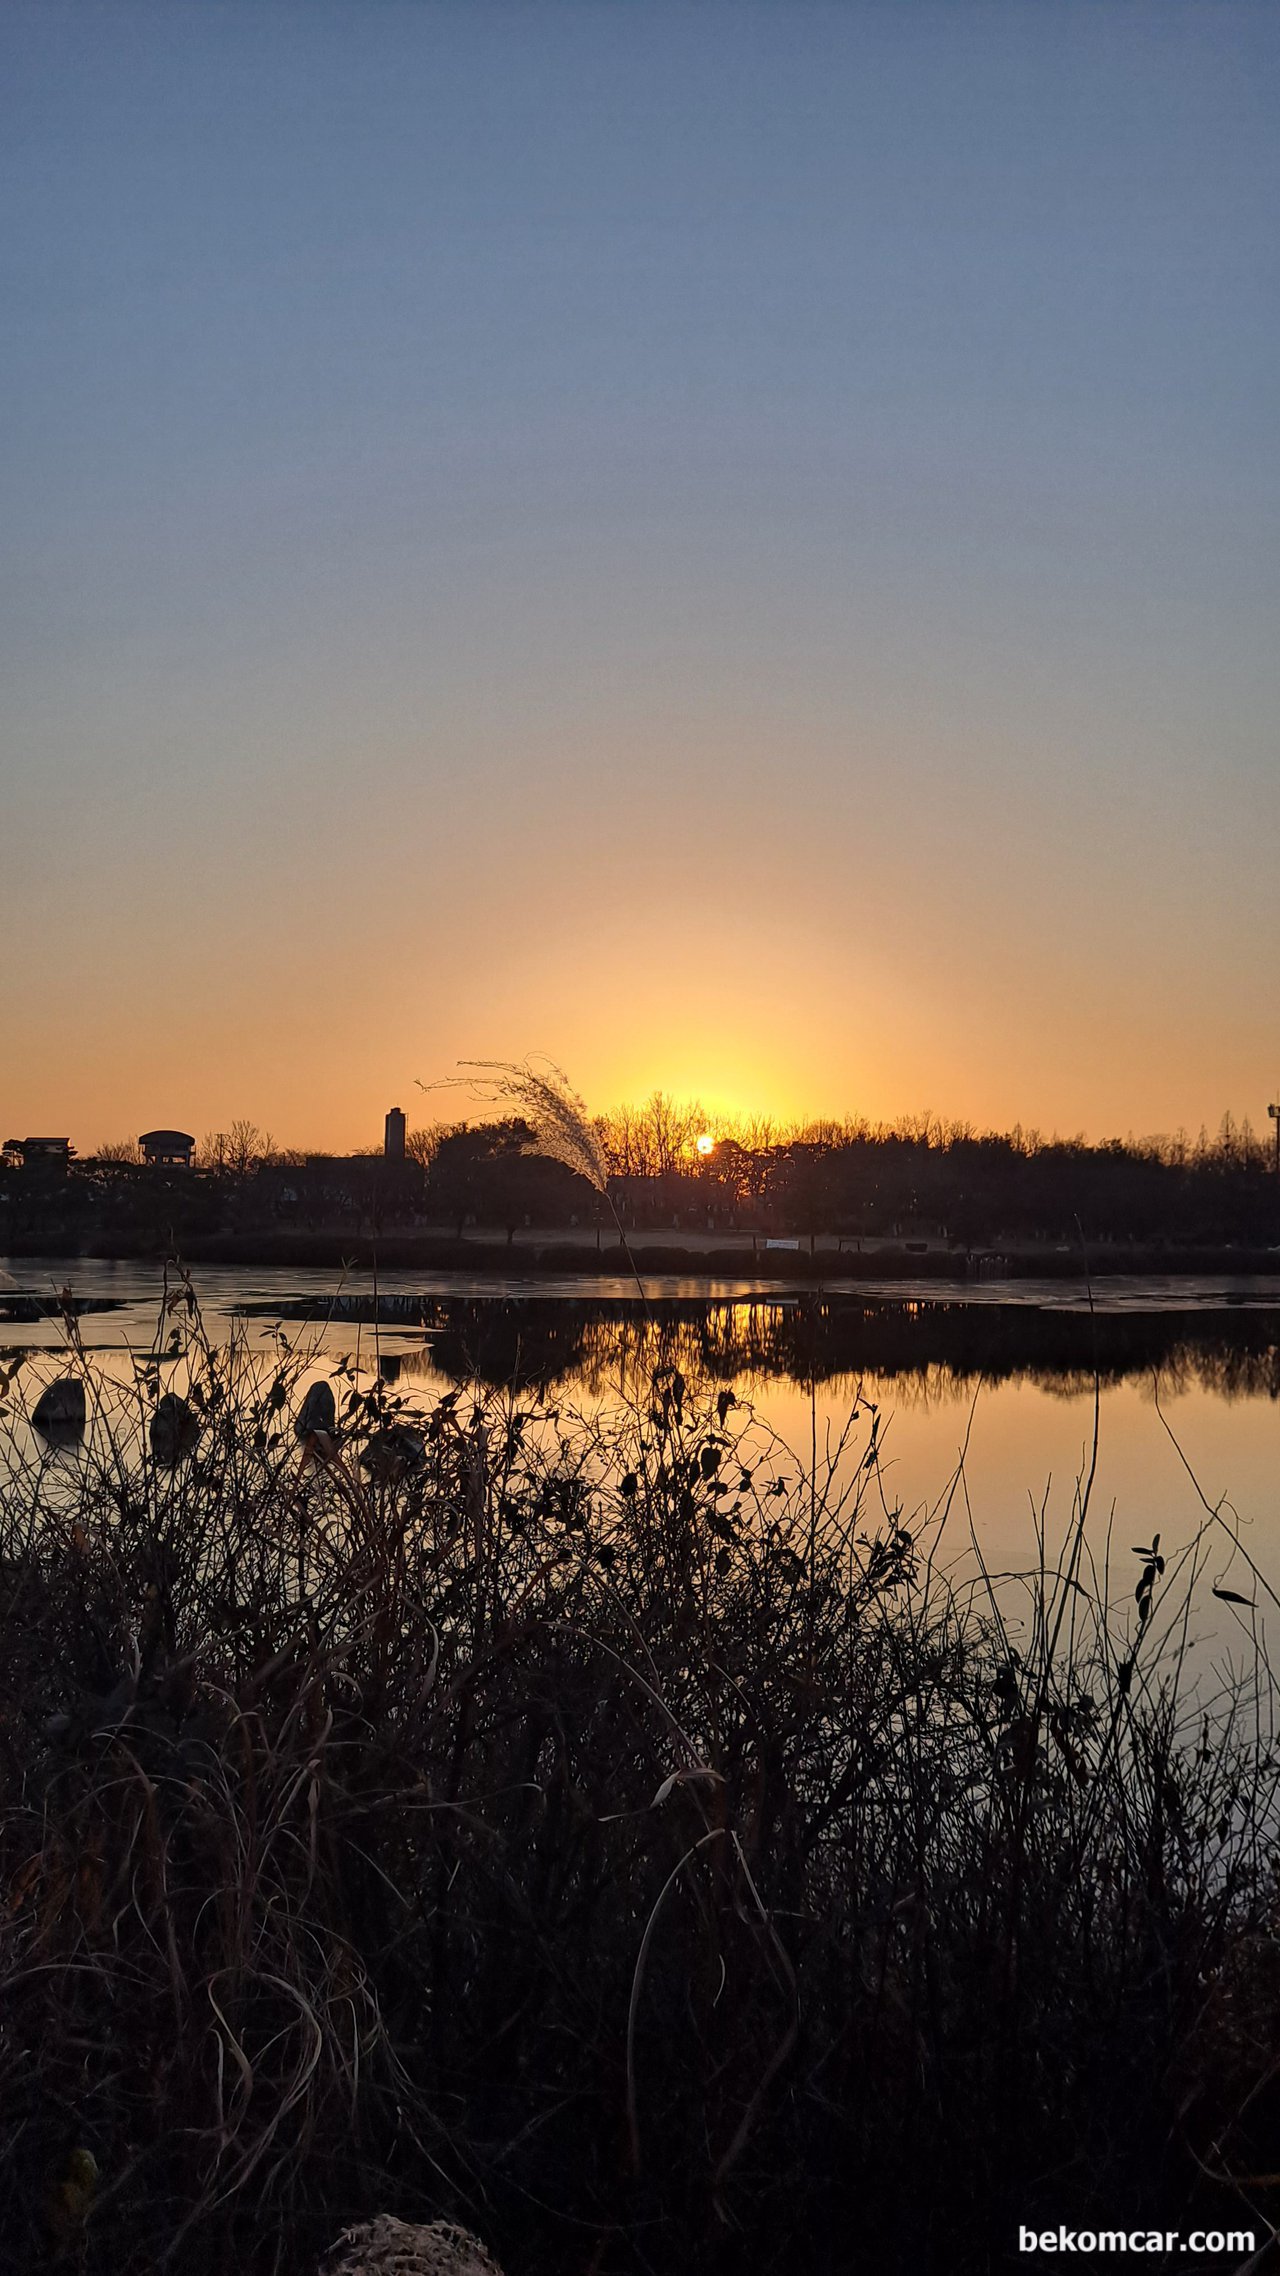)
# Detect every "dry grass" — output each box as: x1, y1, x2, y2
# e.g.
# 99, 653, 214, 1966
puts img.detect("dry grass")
1, 1280, 1278, 2273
